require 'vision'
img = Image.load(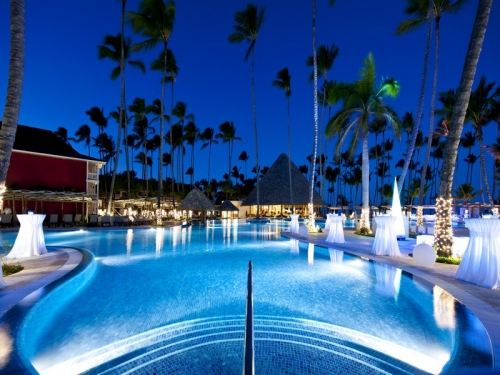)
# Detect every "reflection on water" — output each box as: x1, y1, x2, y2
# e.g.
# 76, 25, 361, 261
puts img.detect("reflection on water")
290, 239, 299, 254
308, 243, 314, 265
0, 324, 13, 371
433, 286, 456, 329
126, 229, 133, 255
155, 228, 164, 256
374, 262, 402, 299
328, 249, 344, 264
